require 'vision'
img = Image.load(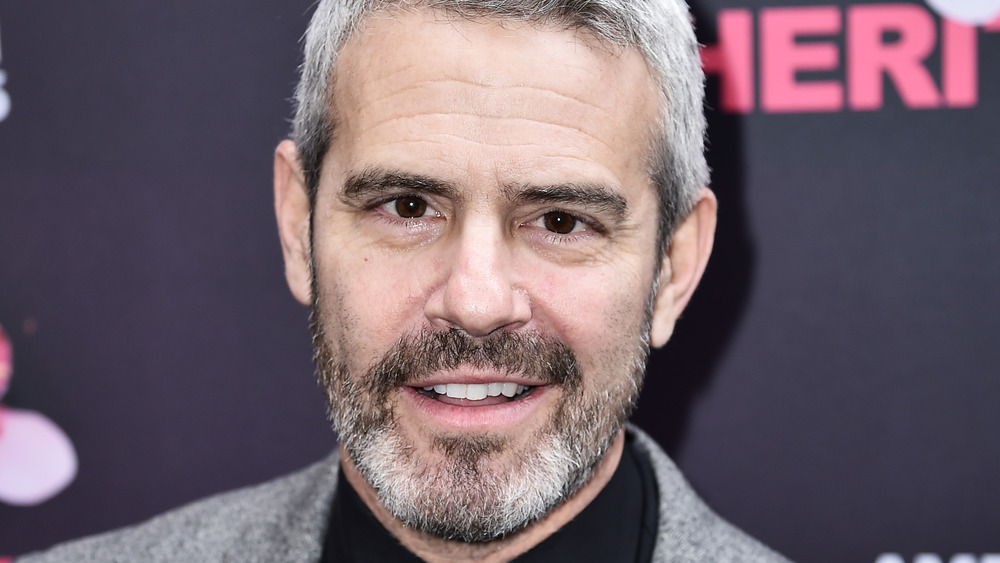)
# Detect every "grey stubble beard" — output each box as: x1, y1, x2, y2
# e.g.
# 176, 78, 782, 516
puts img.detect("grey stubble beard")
308, 273, 653, 542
